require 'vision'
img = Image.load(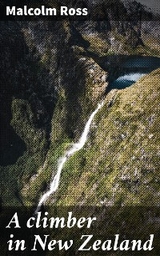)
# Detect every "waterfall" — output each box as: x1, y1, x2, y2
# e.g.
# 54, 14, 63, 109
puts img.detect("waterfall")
36, 101, 104, 212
